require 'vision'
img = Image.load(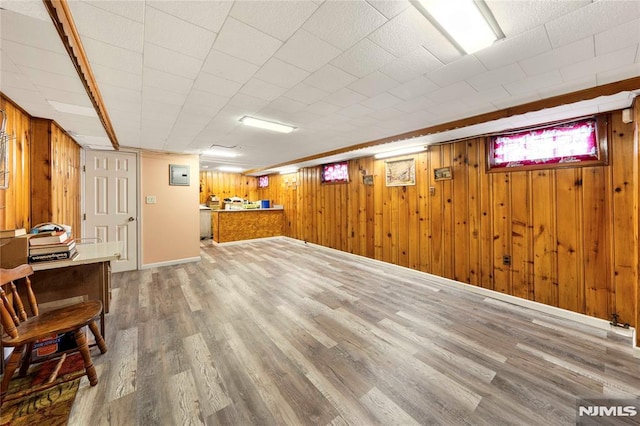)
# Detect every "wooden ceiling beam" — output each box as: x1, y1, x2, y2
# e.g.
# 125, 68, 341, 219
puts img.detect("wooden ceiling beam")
43, 0, 119, 150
